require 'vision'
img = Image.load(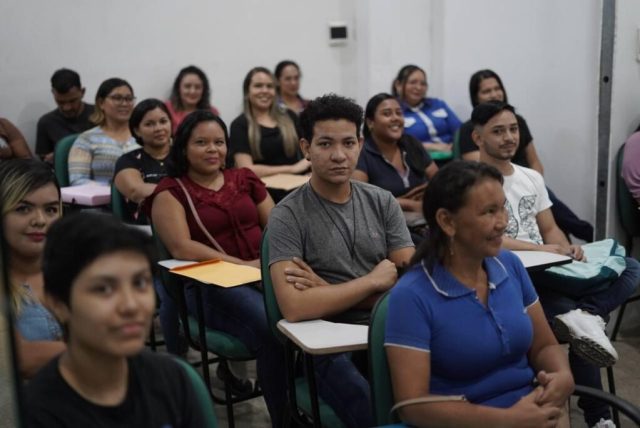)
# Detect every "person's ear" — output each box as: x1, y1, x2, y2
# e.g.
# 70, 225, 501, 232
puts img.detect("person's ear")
80, 87, 86, 97
435, 208, 456, 238
300, 138, 311, 160
471, 126, 483, 149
